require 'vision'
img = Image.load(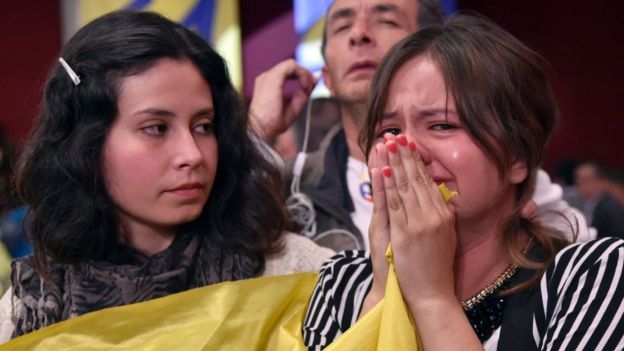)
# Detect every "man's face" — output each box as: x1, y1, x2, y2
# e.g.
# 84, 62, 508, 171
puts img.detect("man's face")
322, 0, 419, 105
575, 164, 606, 199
